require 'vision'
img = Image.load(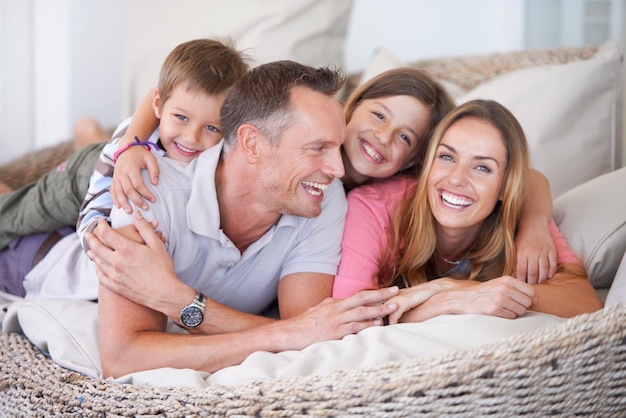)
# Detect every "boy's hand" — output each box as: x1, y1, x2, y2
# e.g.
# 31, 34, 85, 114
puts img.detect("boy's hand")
111, 146, 160, 213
